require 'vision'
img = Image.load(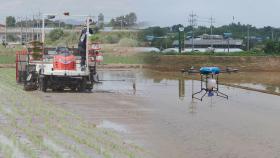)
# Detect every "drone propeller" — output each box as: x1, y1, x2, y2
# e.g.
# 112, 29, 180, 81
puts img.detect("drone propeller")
182, 66, 239, 75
